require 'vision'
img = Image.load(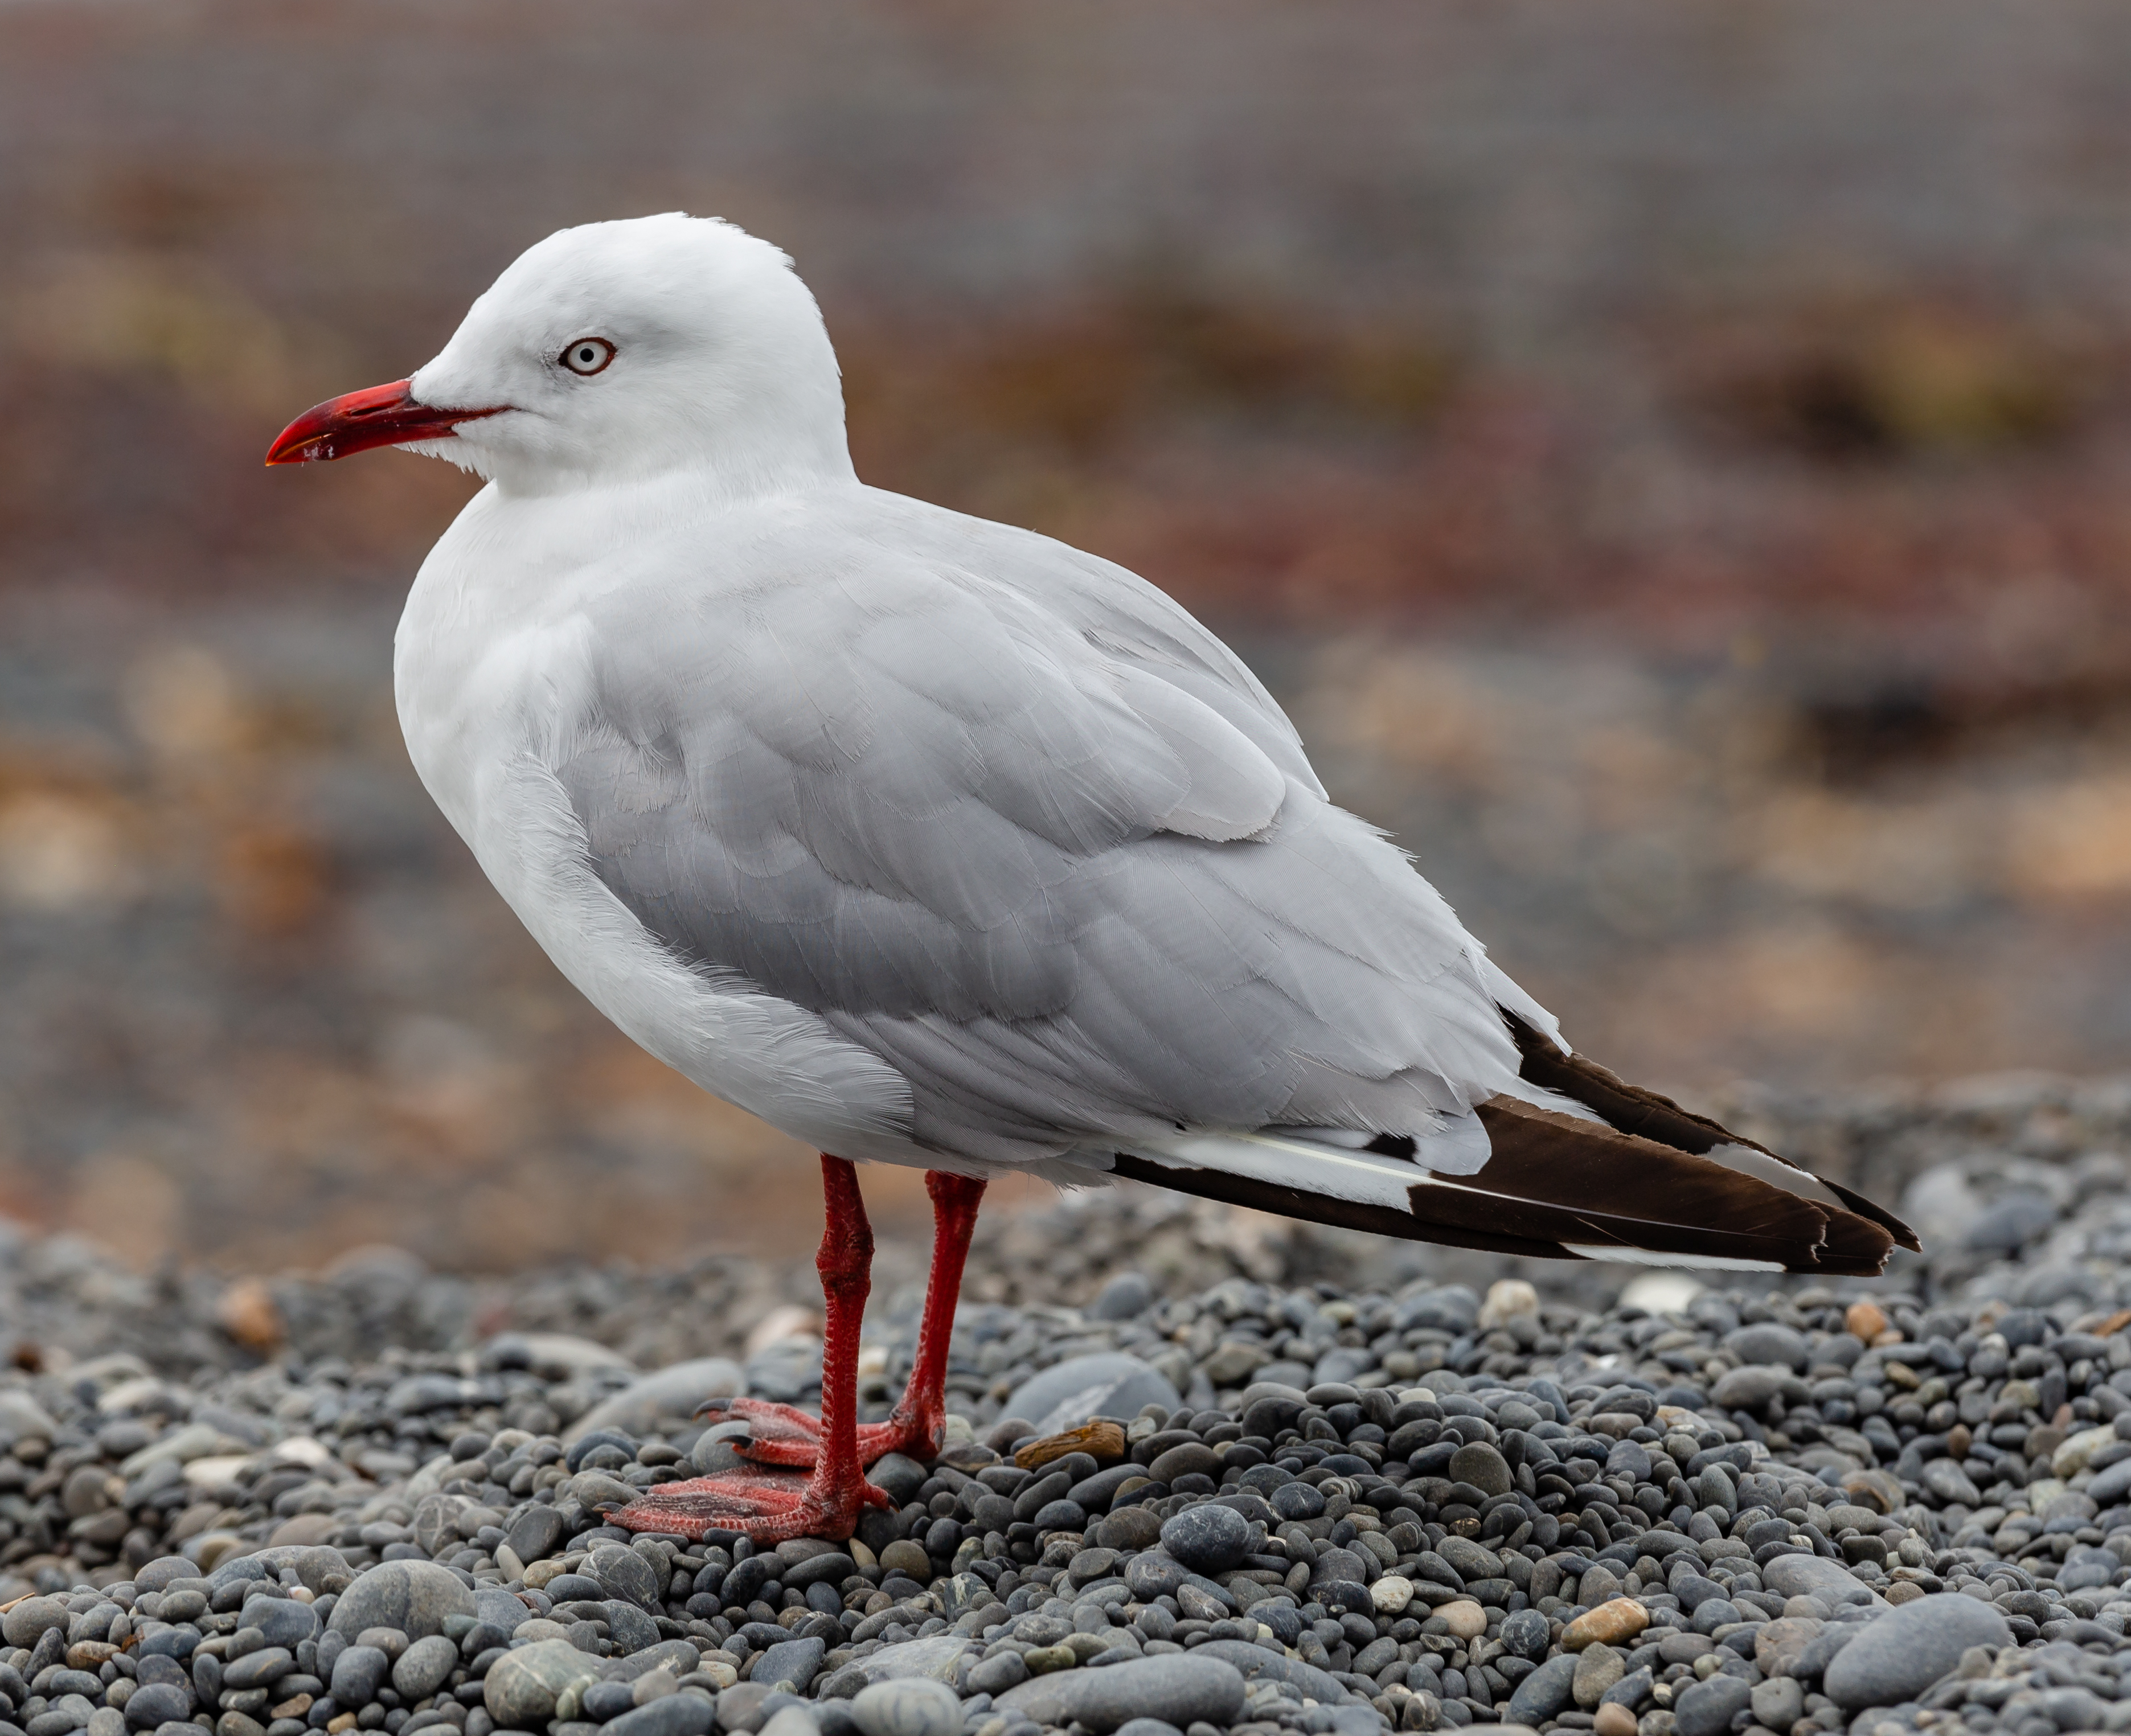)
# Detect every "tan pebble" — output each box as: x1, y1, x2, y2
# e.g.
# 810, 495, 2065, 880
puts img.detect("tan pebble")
1563, 1597, 1650, 1651
1015, 1419, 1127, 1468
326, 1720, 356, 1735
1437, 1599, 1489, 1640
1845, 1300, 1888, 1342
1479, 1279, 1539, 1330
1595, 1704, 1639, 1736
218, 1277, 284, 1353
1885, 1580, 1925, 1604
